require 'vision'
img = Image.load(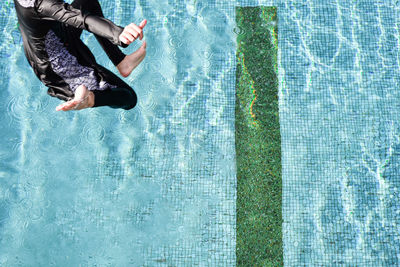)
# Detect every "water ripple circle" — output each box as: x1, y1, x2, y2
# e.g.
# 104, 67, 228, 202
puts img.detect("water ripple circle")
59, 134, 82, 151
5, 183, 28, 205
28, 206, 44, 221
49, 115, 62, 128
7, 96, 49, 123
32, 96, 50, 114
200, 49, 213, 60
147, 44, 163, 58
7, 96, 27, 122
144, 94, 157, 112
11, 140, 23, 153
168, 36, 184, 48
150, 59, 163, 72
233, 25, 245, 35
83, 123, 106, 145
